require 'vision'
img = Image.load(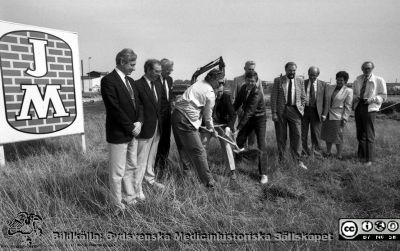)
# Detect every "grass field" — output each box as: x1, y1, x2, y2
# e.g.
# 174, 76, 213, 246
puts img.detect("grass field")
1, 101, 400, 250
